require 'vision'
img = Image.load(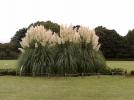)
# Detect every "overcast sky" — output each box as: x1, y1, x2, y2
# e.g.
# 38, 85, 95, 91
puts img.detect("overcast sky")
0, 0, 134, 43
